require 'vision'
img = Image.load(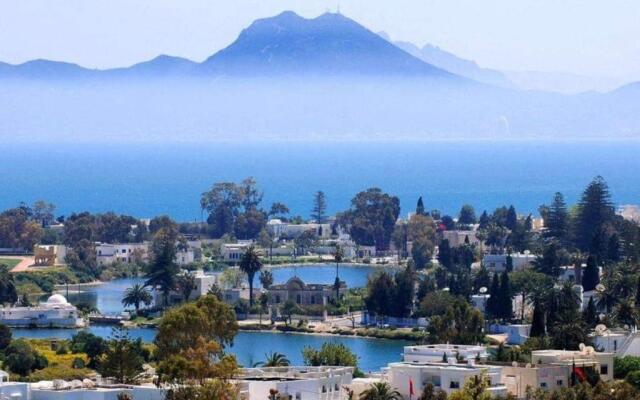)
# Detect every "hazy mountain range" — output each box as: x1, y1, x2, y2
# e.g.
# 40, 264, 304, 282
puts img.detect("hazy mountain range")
0, 11, 638, 142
